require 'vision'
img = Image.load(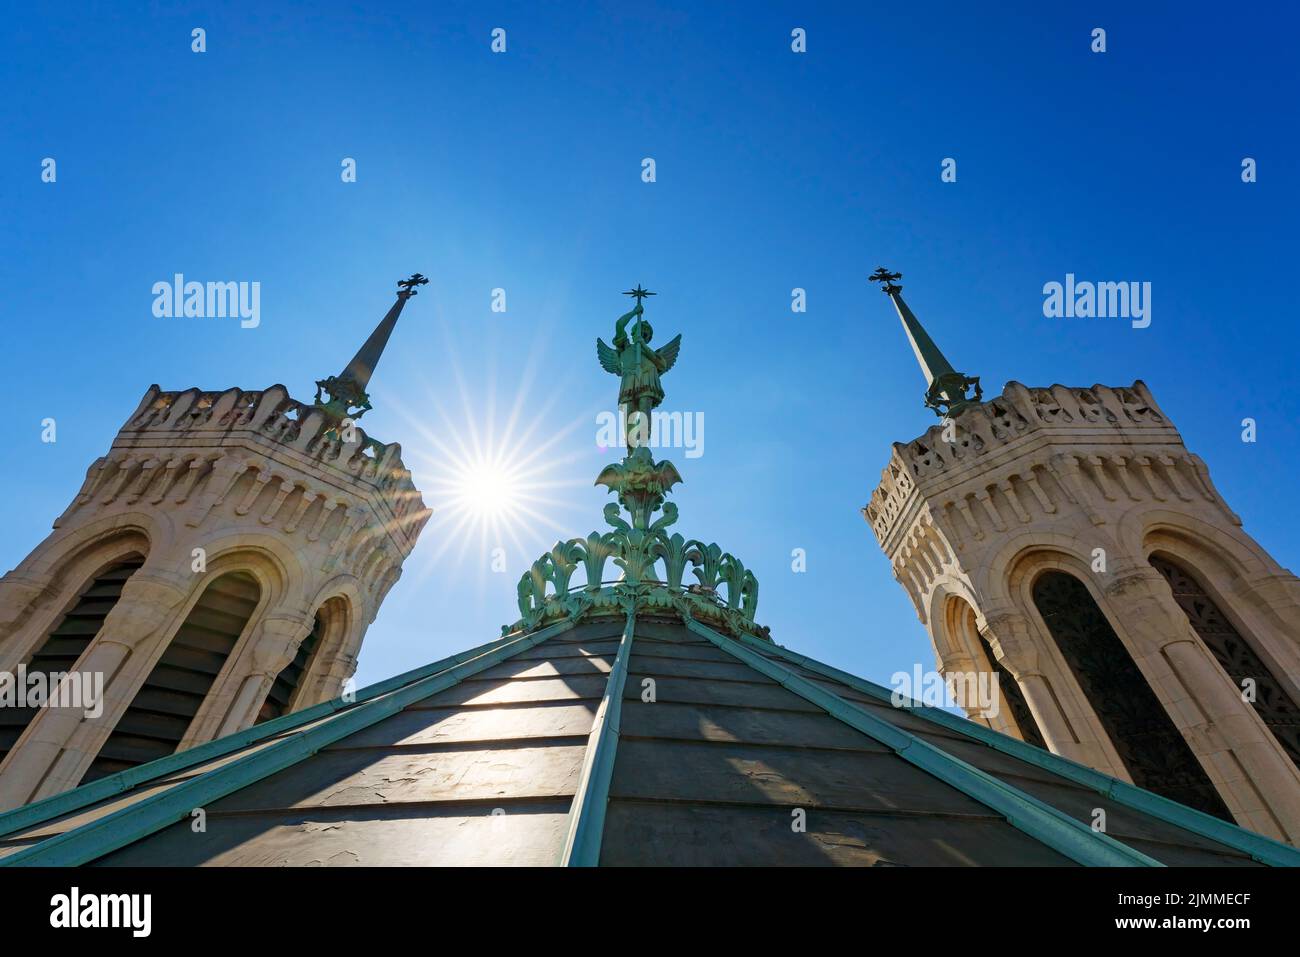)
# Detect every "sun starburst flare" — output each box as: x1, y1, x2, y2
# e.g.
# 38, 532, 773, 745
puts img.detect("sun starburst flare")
375, 330, 603, 594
